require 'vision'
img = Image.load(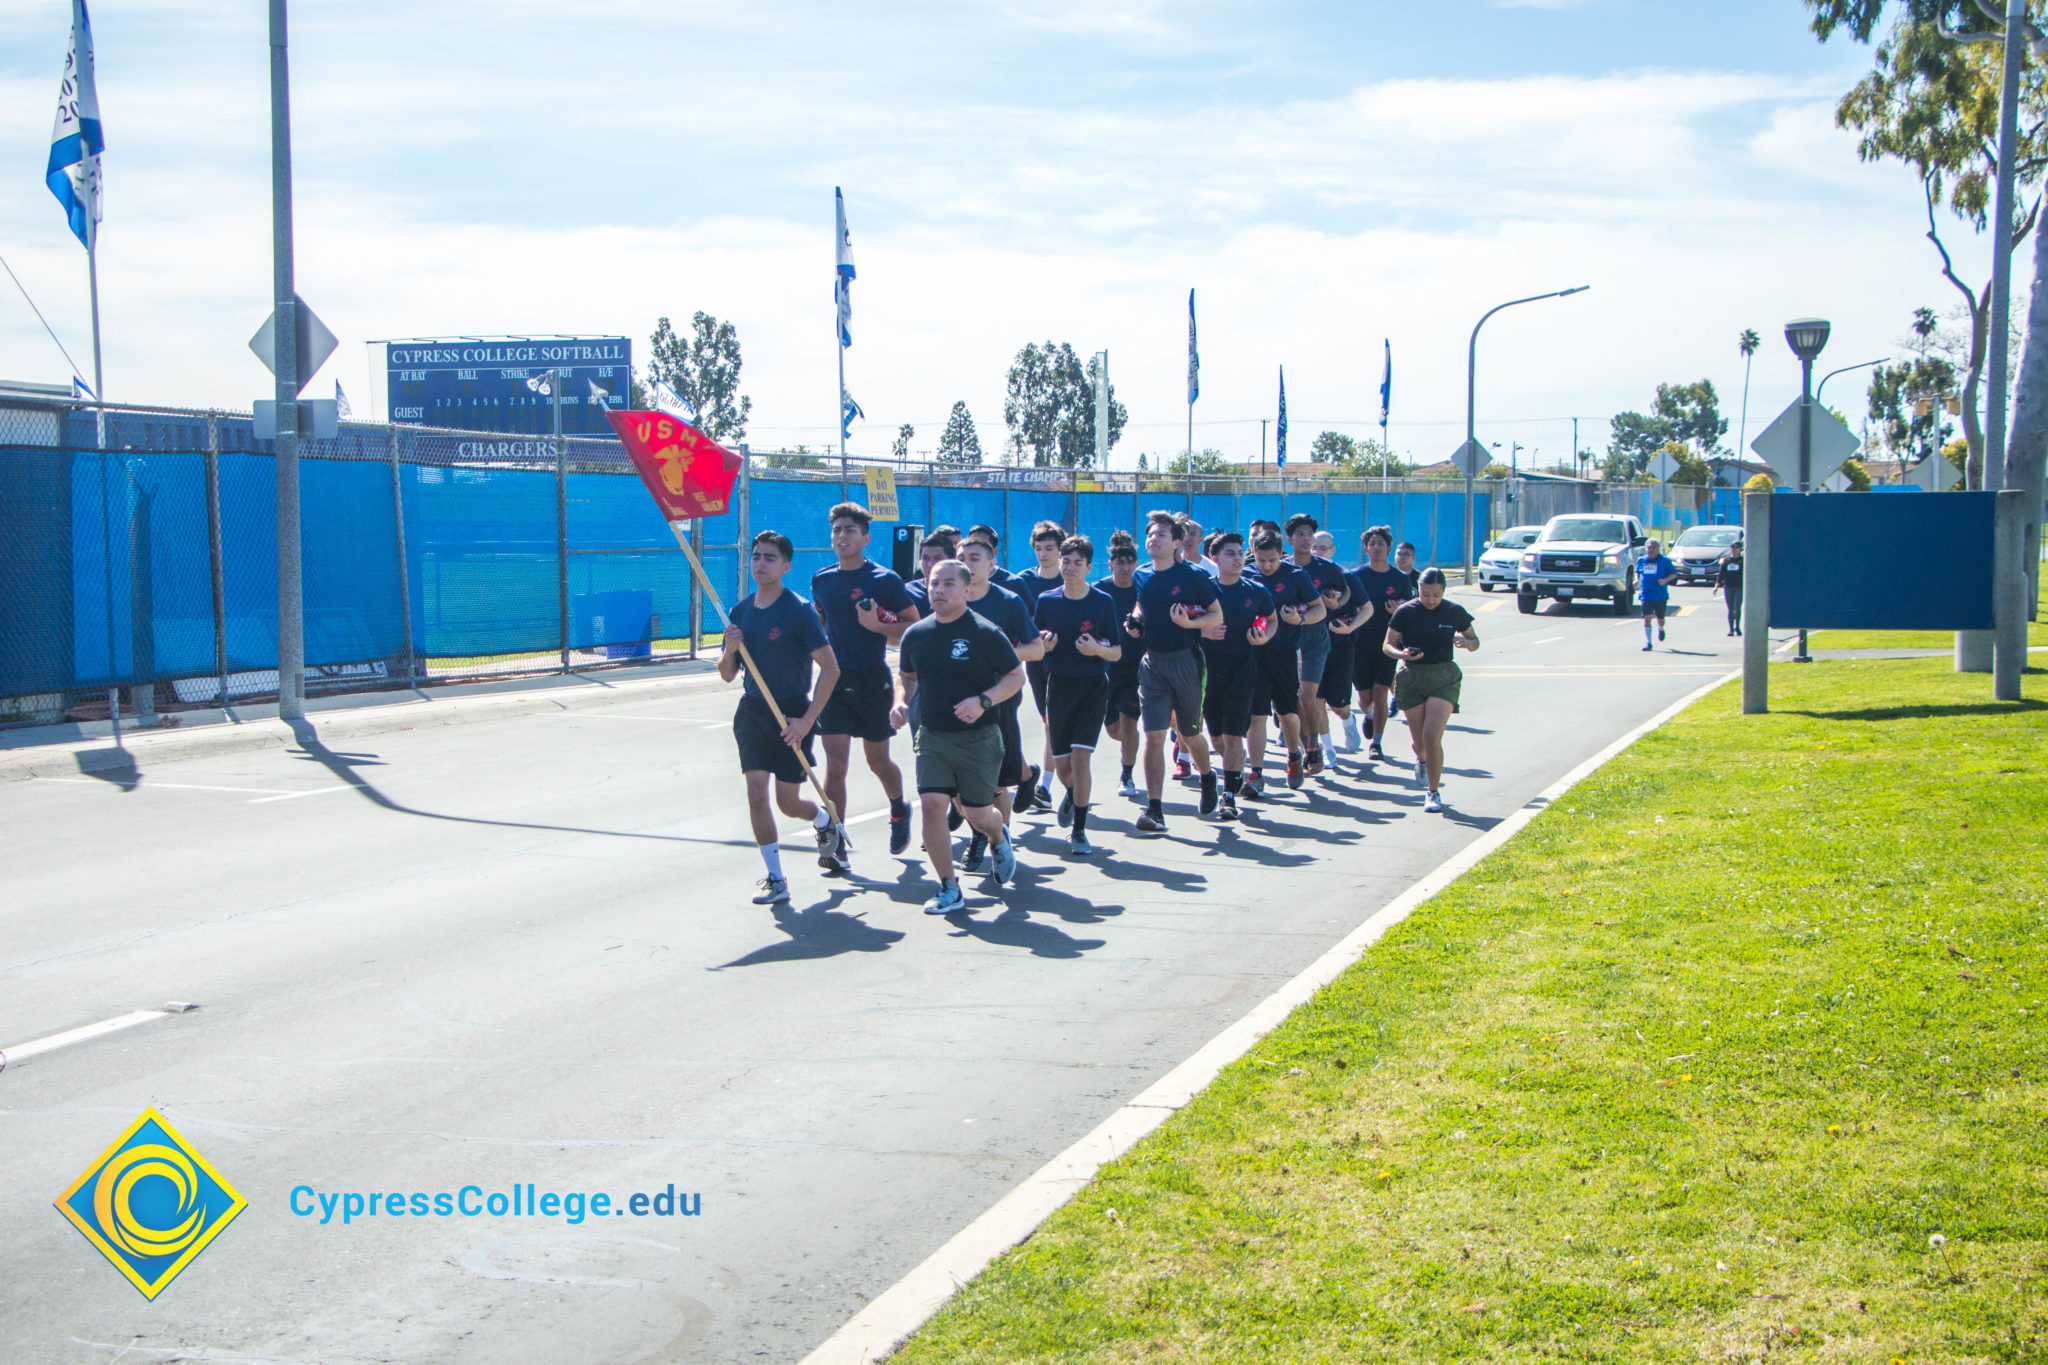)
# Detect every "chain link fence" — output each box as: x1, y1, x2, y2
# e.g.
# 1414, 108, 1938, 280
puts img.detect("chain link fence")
0, 395, 1739, 727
